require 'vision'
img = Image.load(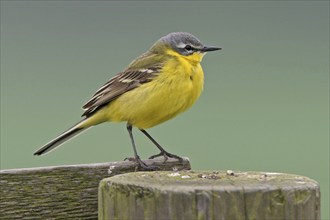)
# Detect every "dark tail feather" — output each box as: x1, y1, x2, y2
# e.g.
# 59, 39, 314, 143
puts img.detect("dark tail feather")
33, 120, 89, 156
